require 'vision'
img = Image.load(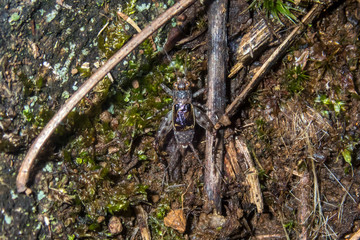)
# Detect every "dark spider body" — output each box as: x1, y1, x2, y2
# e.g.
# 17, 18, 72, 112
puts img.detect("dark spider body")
155, 77, 214, 161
